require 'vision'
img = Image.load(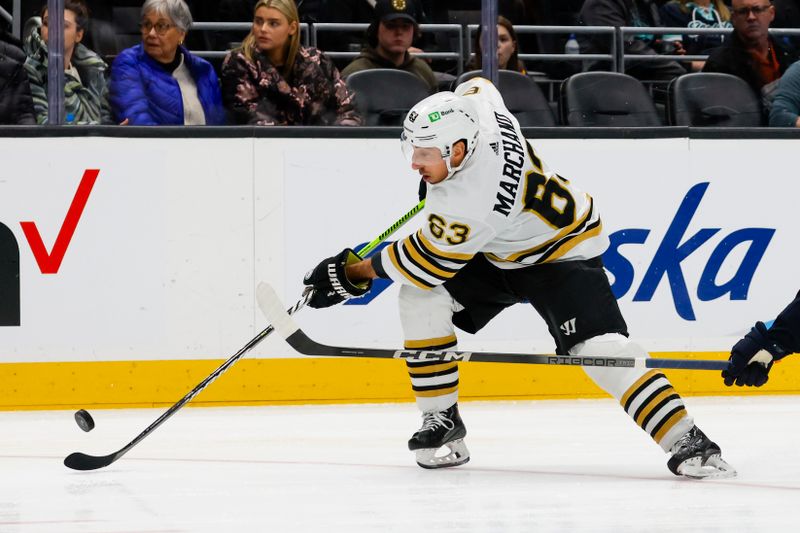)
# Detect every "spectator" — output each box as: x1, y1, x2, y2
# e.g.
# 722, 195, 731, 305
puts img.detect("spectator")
340, 0, 437, 93
466, 15, 527, 74
109, 0, 226, 126
659, 1, 733, 71
23, 0, 111, 124
221, 0, 361, 126
0, 29, 35, 125
769, 60, 800, 126
703, 0, 800, 108
579, 0, 687, 81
